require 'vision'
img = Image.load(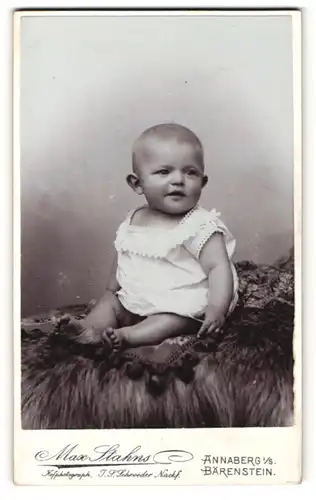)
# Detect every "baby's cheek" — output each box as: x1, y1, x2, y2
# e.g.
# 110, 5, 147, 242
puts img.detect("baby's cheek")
190, 184, 203, 196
